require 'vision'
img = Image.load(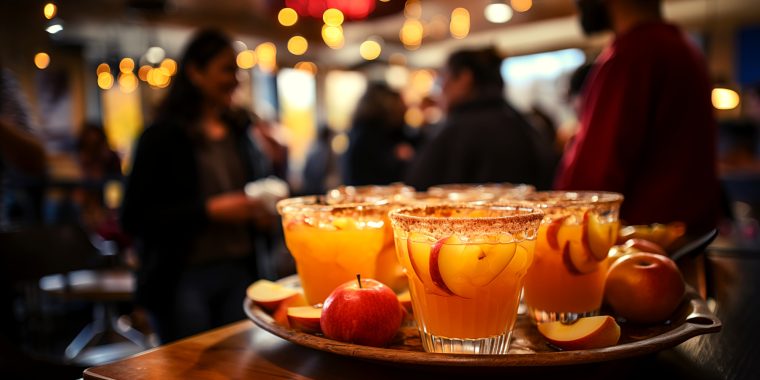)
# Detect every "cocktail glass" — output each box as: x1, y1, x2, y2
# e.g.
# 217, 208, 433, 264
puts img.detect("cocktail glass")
325, 184, 416, 293
277, 196, 388, 305
389, 204, 543, 354
521, 191, 623, 324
